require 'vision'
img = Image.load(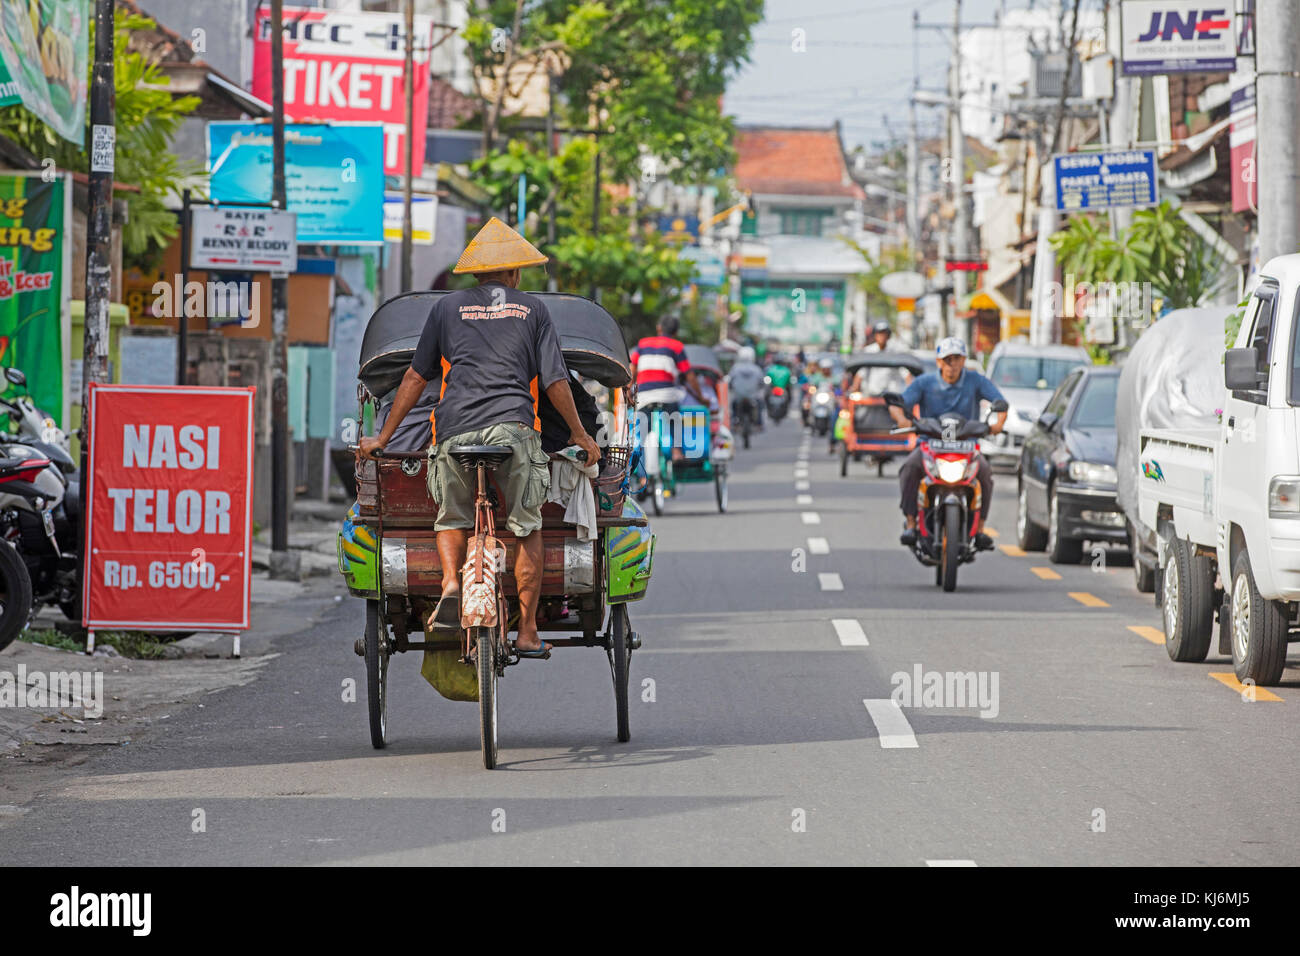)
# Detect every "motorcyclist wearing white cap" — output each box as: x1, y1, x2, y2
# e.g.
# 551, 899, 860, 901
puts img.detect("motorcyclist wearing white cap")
888, 337, 1008, 550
